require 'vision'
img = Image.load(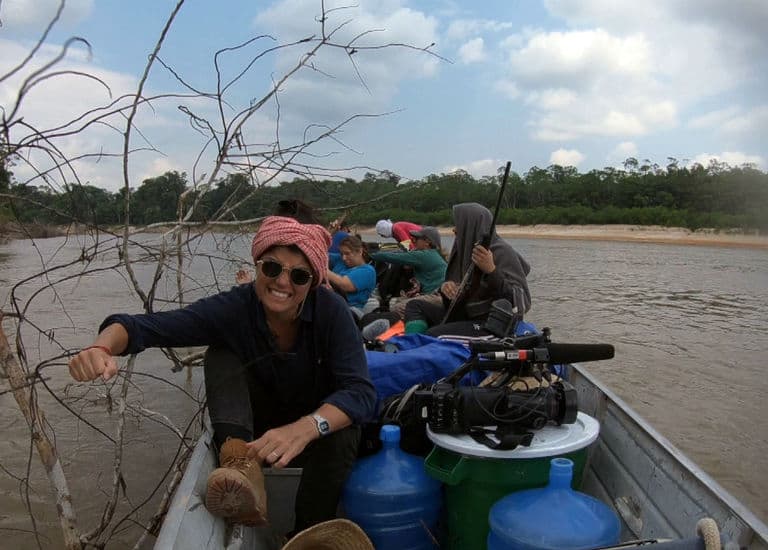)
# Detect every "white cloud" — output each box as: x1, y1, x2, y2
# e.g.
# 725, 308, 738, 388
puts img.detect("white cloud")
509, 29, 652, 83
442, 159, 503, 178
0, 38, 235, 191
612, 141, 638, 158
689, 105, 768, 135
689, 107, 741, 129
495, 79, 521, 100
0, 40, 136, 131
458, 38, 485, 64
446, 18, 518, 42
253, 0, 440, 125
503, 28, 680, 141
690, 152, 765, 169
499, 0, 765, 148
542, 0, 765, 93
136, 157, 186, 186
549, 148, 584, 167
1, 39, 142, 189
527, 88, 577, 110
3, 1, 445, 192
1, 0, 93, 29
601, 111, 645, 136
